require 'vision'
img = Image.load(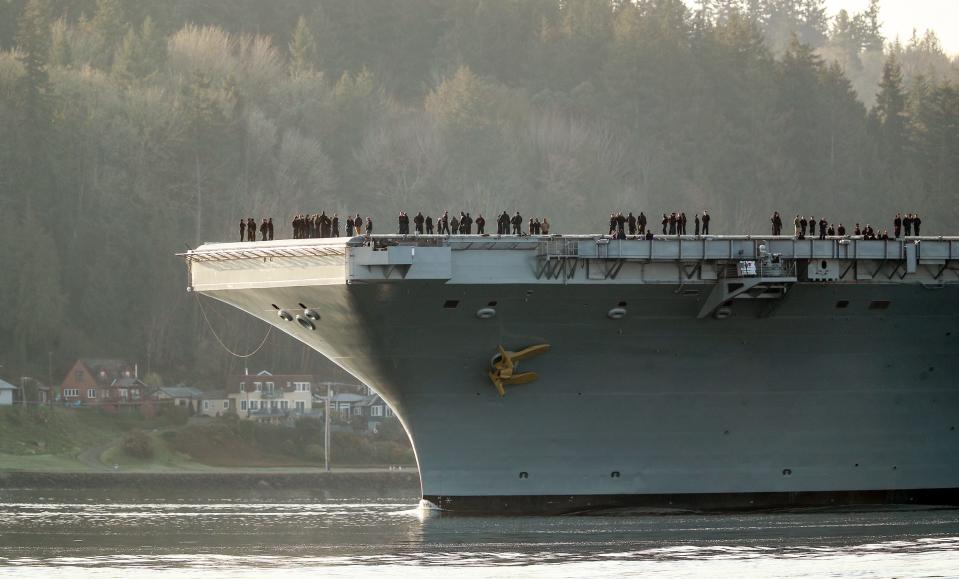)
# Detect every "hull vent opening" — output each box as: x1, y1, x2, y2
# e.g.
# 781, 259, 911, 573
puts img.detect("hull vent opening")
443, 300, 459, 309
304, 309, 321, 321
295, 315, 316, 331
519, 471, 529, 479
607, 307, 627, 320
476, 307, 496, 319
782, 468, 792, 477
610, 471, 620, 478
836, 300, 849, 308
869, 300, 891, 310
278, 310, 293, 322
